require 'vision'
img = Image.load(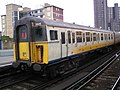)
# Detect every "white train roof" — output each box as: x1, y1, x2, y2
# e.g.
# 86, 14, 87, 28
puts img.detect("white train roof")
20, 16, 112, 33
